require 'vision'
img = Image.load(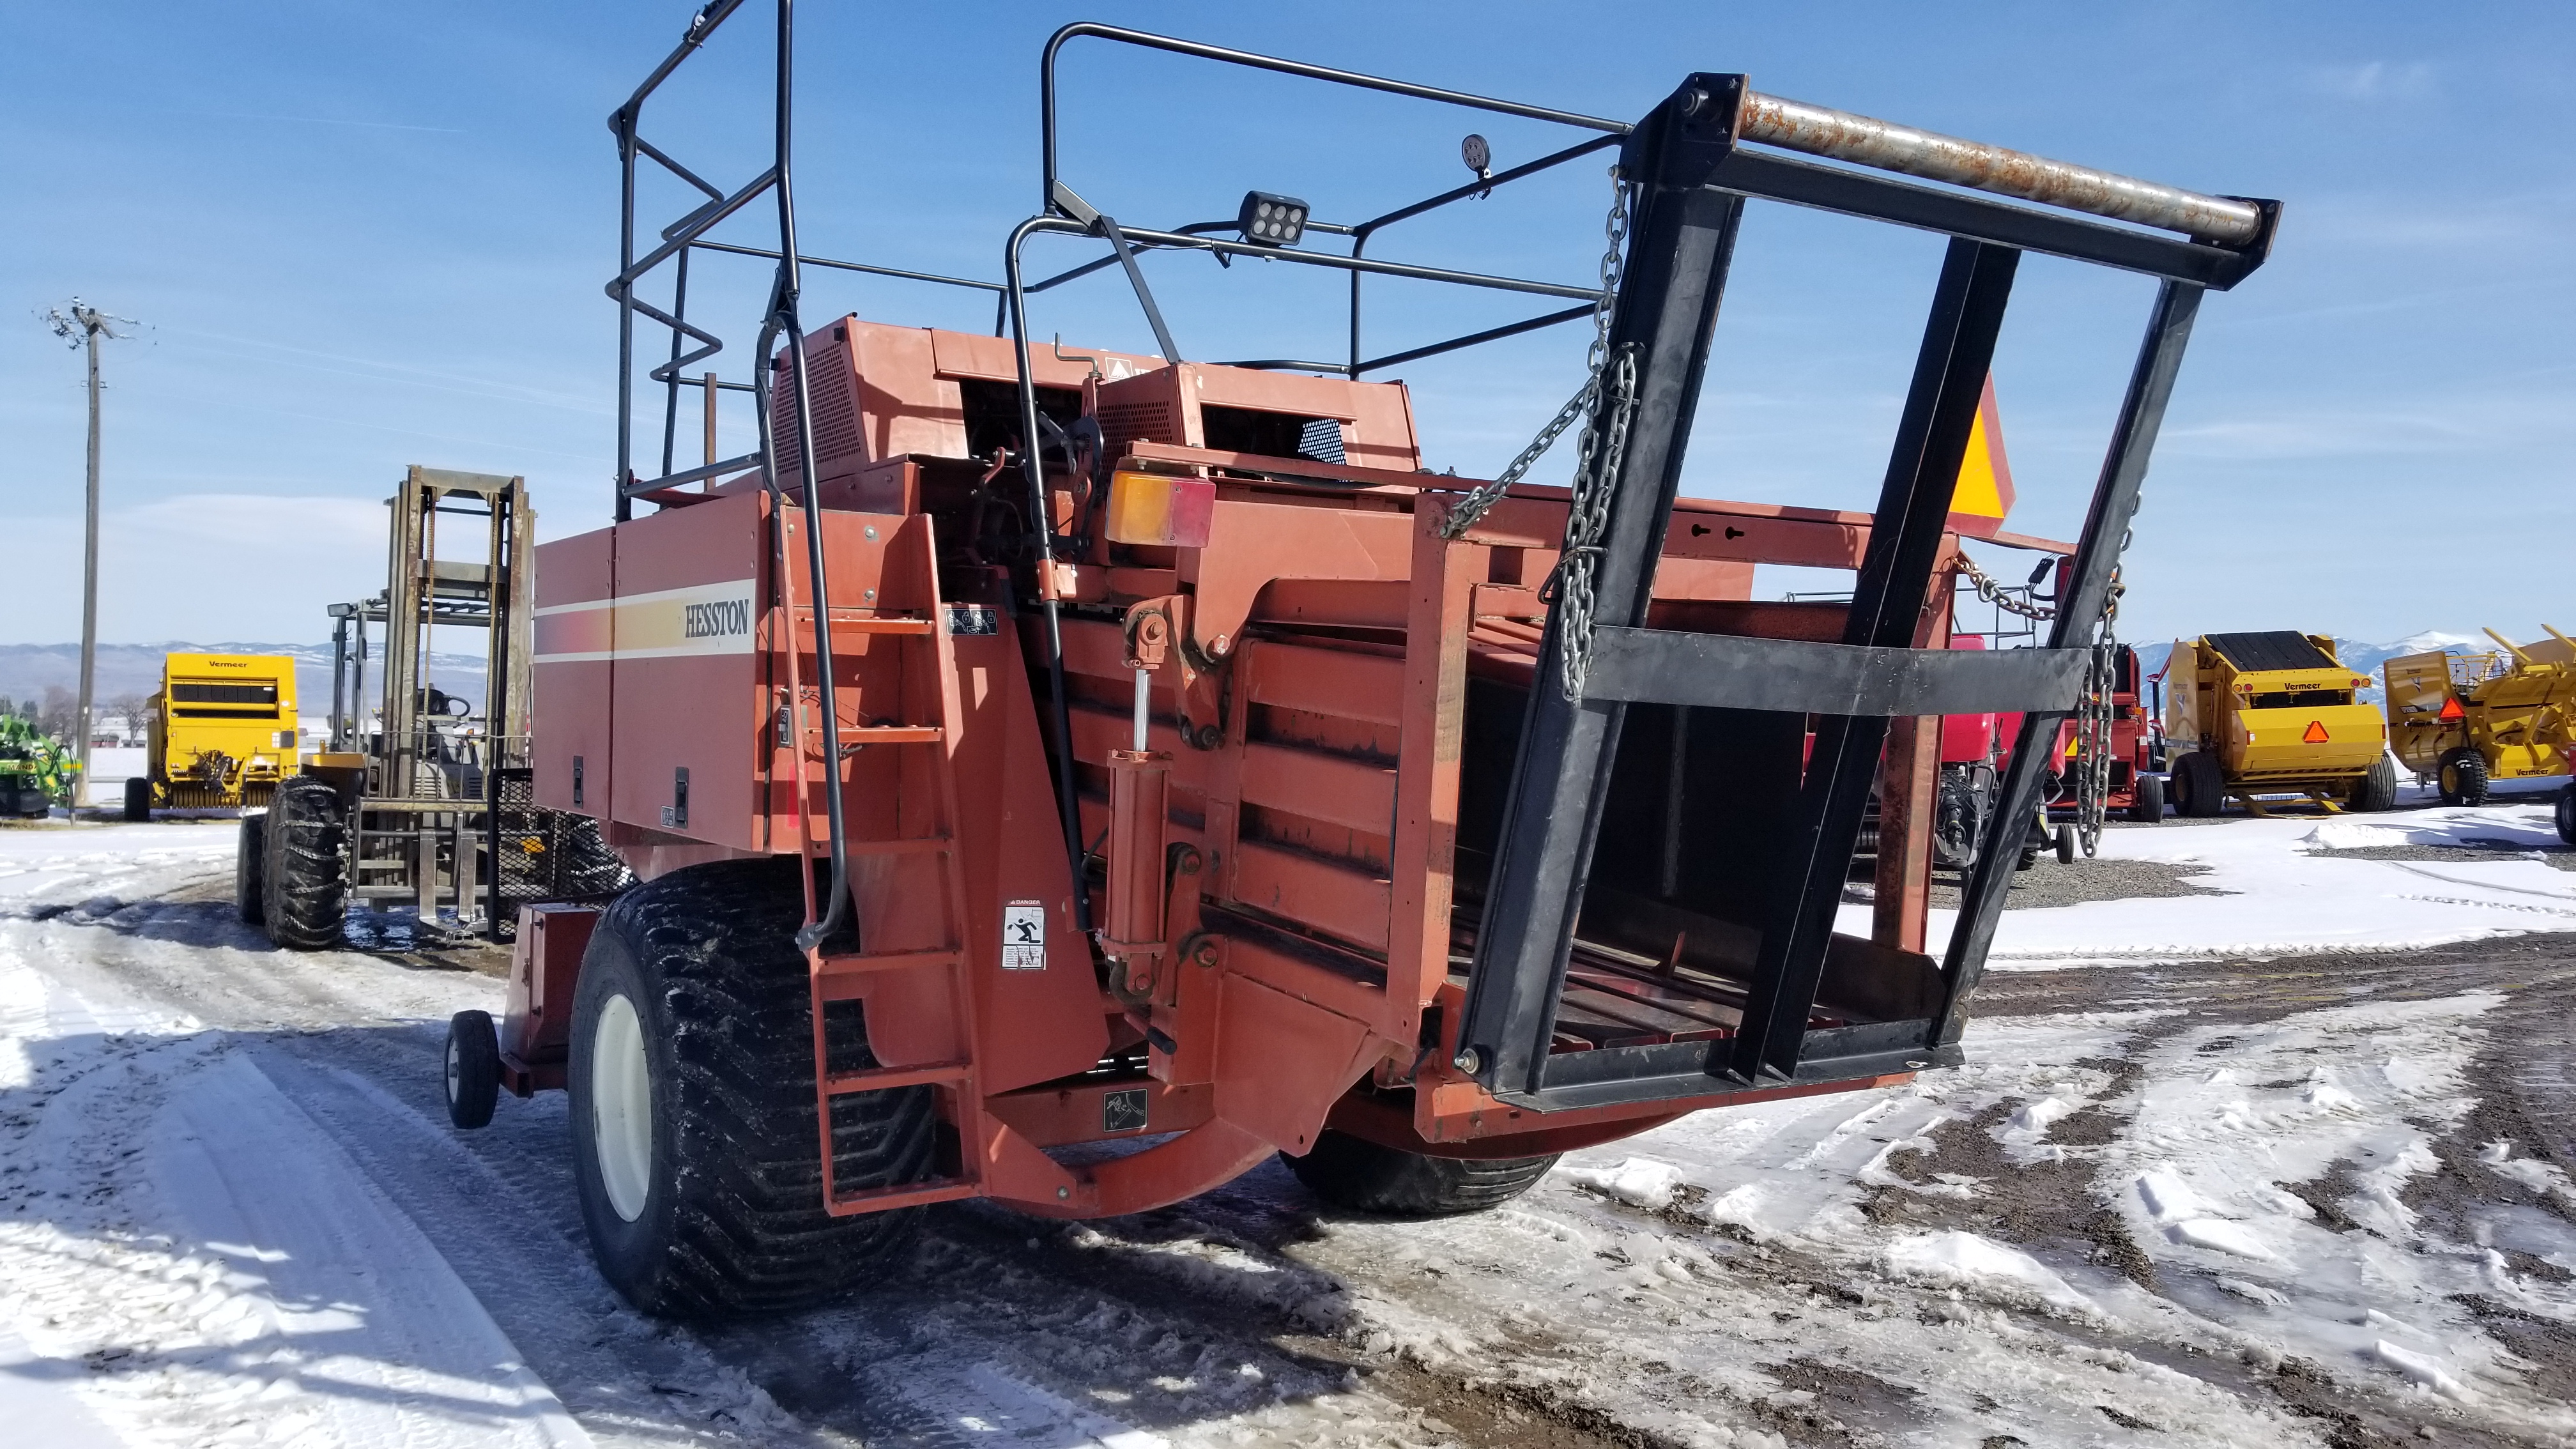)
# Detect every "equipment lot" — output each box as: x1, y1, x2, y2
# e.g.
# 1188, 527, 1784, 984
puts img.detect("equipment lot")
4, 790, 2573, 1448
